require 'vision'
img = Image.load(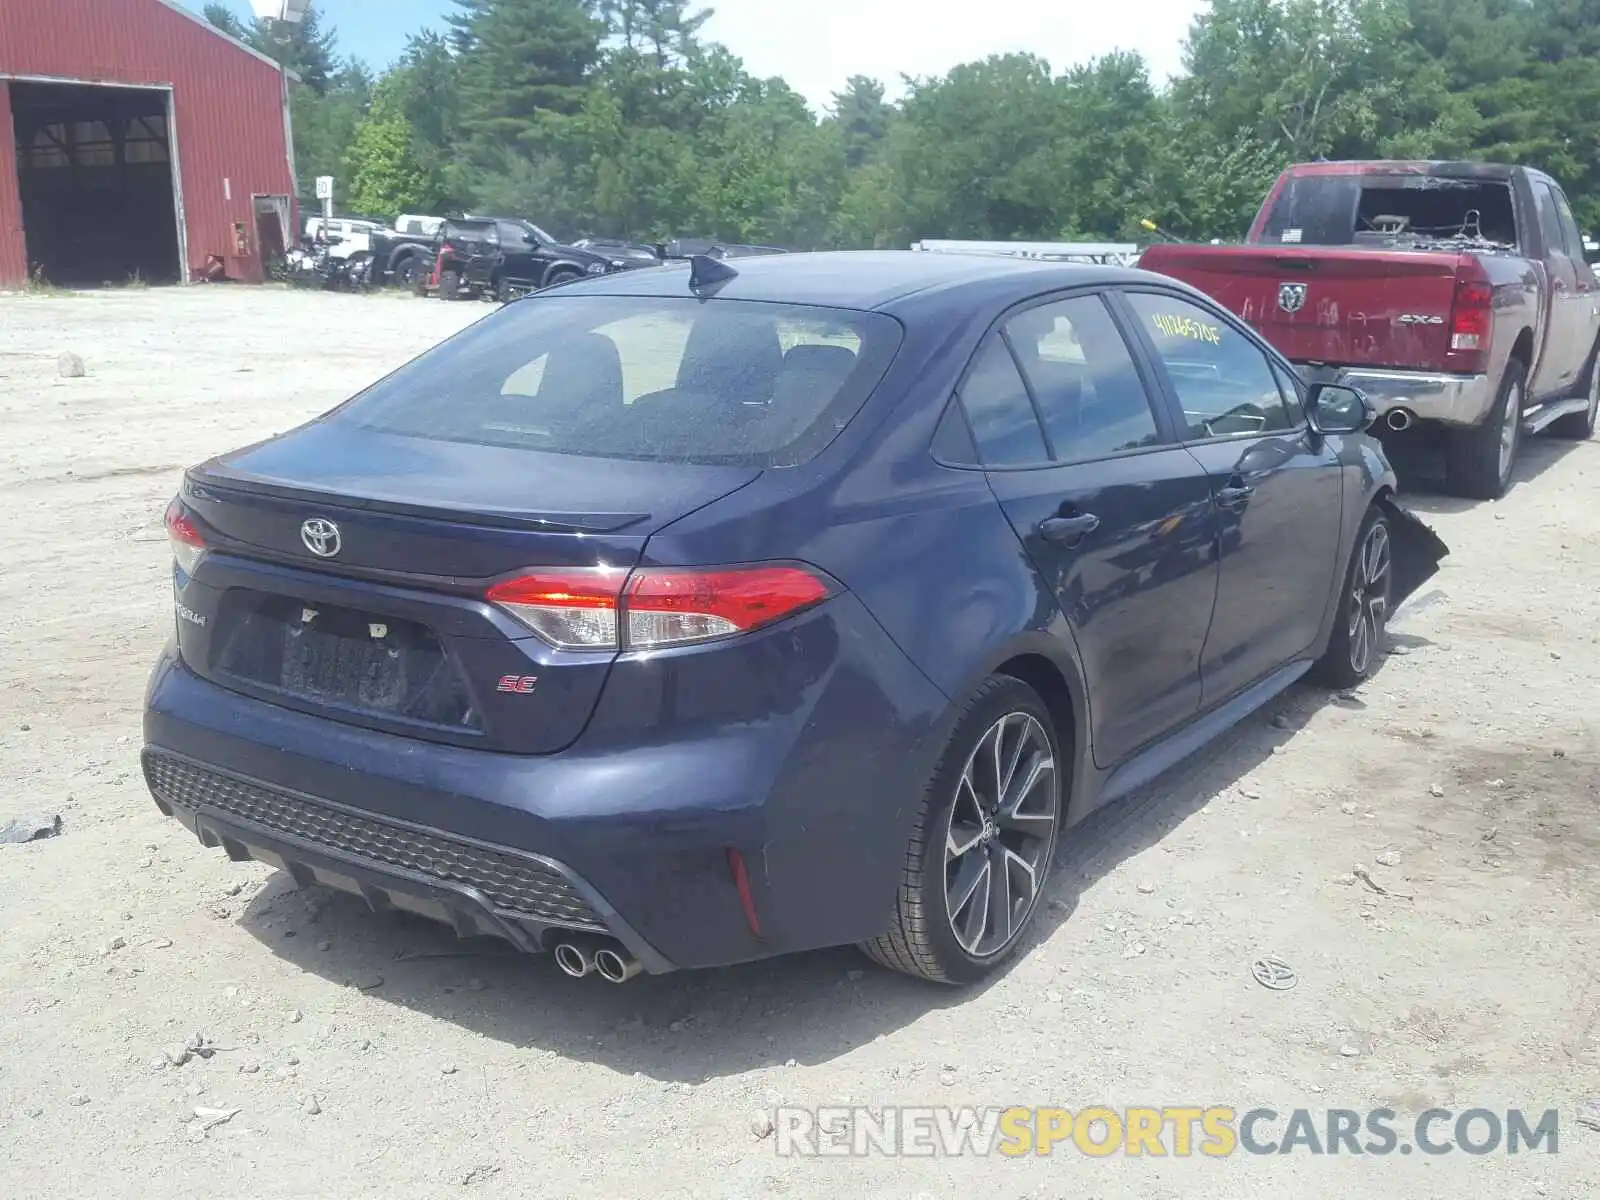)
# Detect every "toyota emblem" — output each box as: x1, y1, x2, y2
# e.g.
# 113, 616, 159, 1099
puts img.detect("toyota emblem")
300, 518, 342, 558
1277, 282, 1308, 314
